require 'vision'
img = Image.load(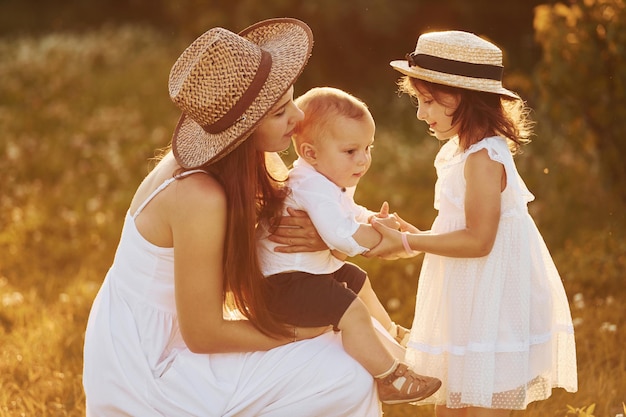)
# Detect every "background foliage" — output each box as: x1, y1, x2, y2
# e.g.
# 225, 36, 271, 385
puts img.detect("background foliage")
0, 0, 624, 416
